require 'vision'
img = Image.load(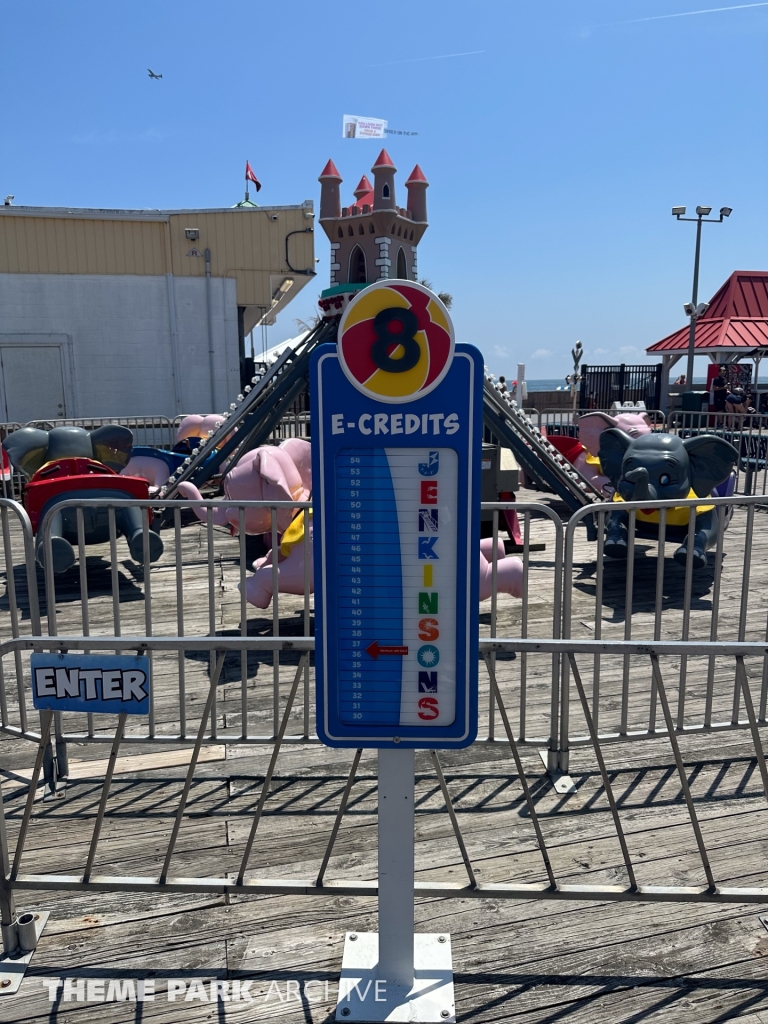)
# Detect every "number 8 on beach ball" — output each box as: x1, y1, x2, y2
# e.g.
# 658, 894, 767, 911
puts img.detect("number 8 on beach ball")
337, 281, 455, 403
